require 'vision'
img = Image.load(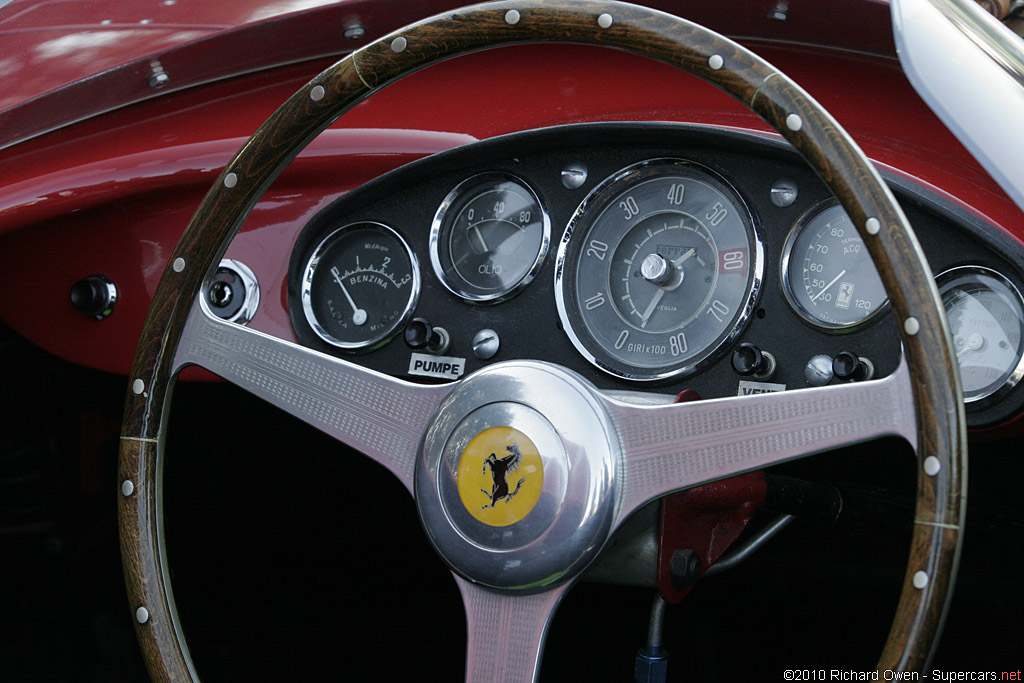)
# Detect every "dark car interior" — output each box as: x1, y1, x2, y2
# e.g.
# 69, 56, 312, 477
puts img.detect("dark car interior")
1, 0, 1022, 680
